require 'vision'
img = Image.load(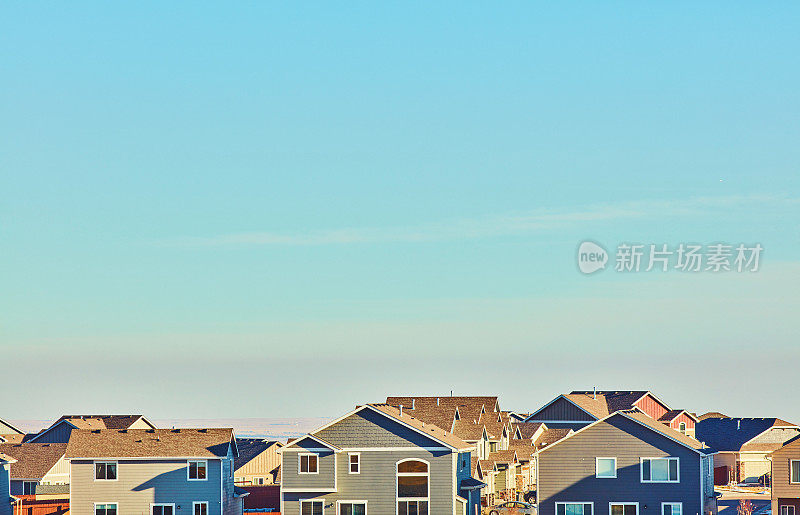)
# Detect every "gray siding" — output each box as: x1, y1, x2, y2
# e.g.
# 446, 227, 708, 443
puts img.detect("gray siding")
531, 398, 595, 423
315, 410, 445, 448
538, 416, 706, 515
282, 446, 337, 491
32, 422, 73, 444
1, 463, 11, 515
69, 458, 230, 515
283, 449, 455, 515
